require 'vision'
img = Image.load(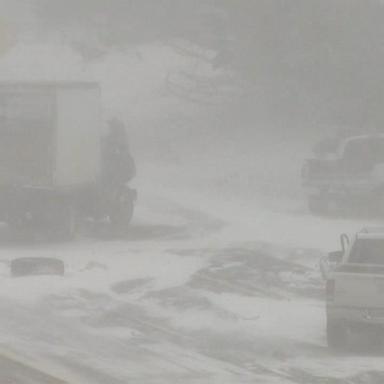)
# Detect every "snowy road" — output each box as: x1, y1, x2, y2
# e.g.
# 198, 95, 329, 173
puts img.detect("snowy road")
0, 190, 382, 383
